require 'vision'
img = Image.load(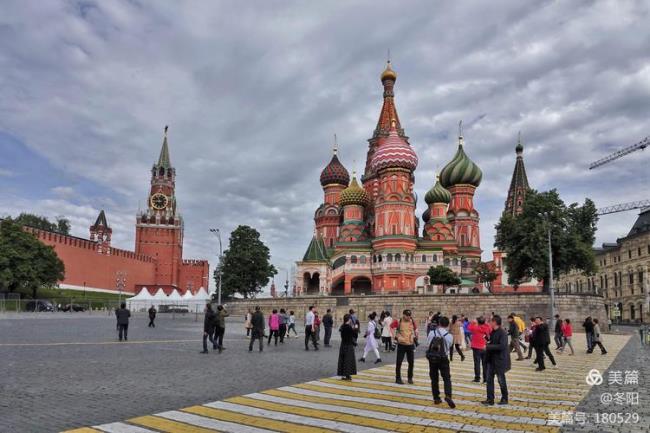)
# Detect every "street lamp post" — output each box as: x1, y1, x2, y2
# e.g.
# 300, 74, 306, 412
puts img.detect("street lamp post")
116, 271, 127, 305
539, 212, 557, 331
209, 228, 223, 305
